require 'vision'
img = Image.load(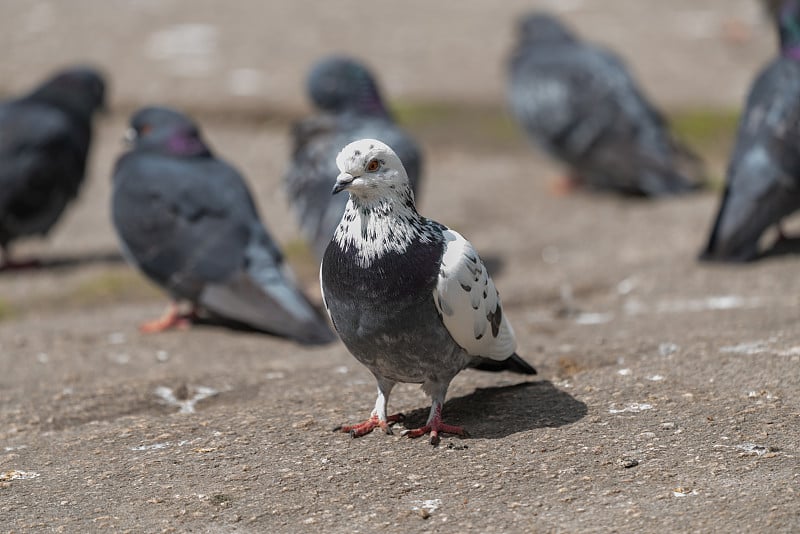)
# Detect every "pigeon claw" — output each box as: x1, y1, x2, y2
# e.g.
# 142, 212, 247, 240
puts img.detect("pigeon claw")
335, 413, 404, 438
401, 421, 467, 447
0, 257, 42, 271
139, 304, 195, 334
548, 175, 582, 196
